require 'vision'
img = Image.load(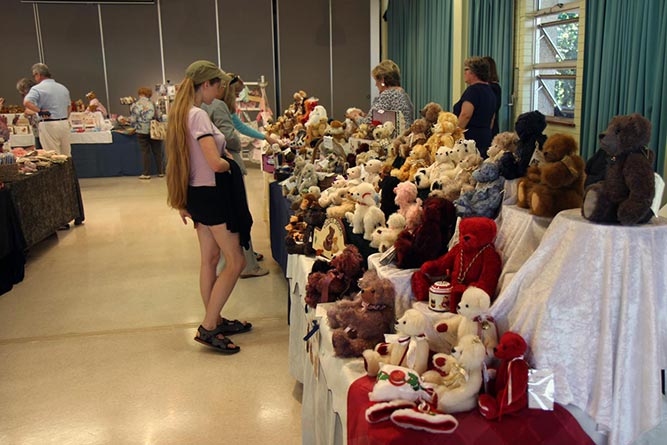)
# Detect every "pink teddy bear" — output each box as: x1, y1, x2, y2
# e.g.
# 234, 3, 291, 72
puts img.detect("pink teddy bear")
394, 181, 423, 231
